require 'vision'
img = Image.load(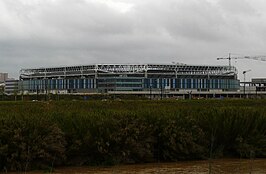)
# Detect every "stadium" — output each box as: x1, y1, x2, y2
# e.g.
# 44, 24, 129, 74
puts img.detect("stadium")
19, 63, 240, 97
